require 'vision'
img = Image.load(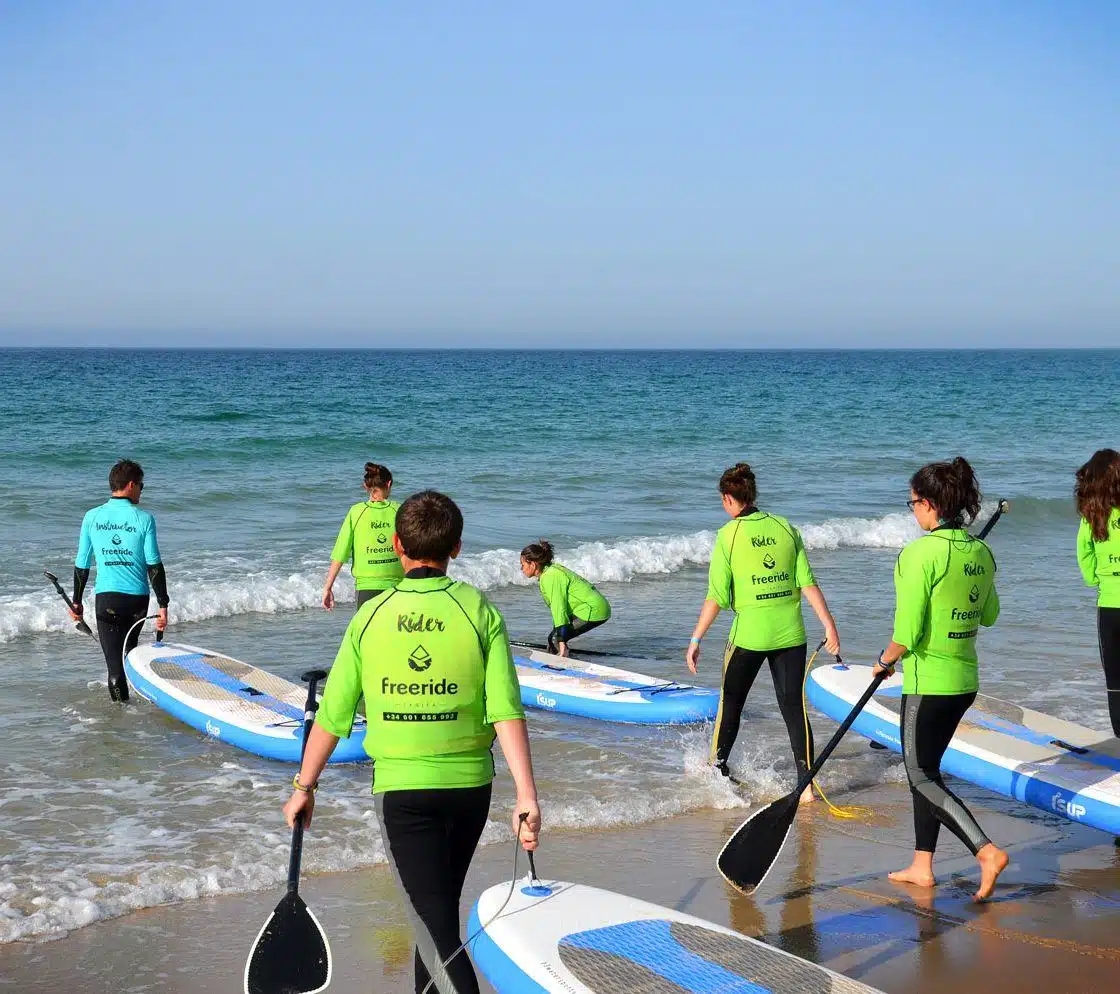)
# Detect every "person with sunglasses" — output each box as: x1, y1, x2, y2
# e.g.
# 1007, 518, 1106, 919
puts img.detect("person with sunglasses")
69, 459, 169, 702
874, 456, 1008, 901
